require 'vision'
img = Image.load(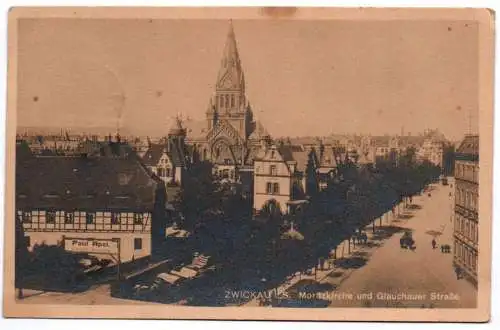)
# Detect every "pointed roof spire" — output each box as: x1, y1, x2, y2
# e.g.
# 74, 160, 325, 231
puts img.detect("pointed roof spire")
216, 19, 245, 91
